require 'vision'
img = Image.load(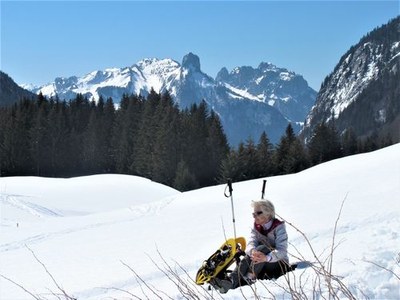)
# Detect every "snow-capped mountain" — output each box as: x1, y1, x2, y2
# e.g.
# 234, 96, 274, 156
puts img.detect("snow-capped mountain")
28, 58, 183, 104
216, 63, 316, 123
27, 53, 316, 146
302, 16, 400, 143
